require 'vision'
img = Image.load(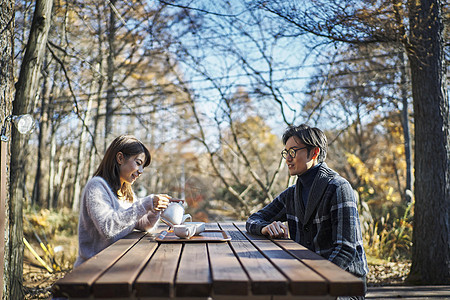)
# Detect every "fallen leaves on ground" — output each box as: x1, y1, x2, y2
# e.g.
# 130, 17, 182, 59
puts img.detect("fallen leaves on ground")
23, 264, 66, 299
367, 260, 411, 286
